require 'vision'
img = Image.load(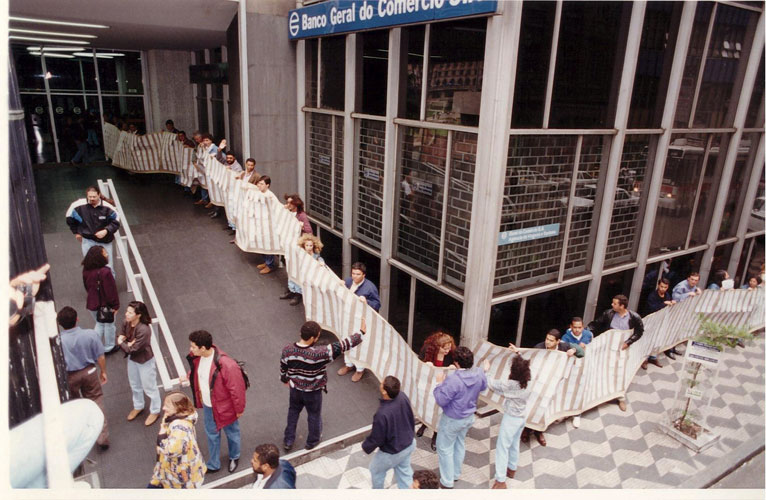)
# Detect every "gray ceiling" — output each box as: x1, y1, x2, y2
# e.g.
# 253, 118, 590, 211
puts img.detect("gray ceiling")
8, 0, 239, 50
